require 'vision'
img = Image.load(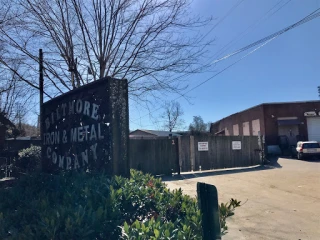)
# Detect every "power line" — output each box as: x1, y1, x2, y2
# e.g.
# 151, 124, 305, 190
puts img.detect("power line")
212, 8, 320, 64
199, 0, 246, 42
131, 37, 276, 123
213, 0, 293, 59
268, 0, 293, 18
183, 37, 277, 96
148, 0, 292, 91
131, 8, 320, 123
